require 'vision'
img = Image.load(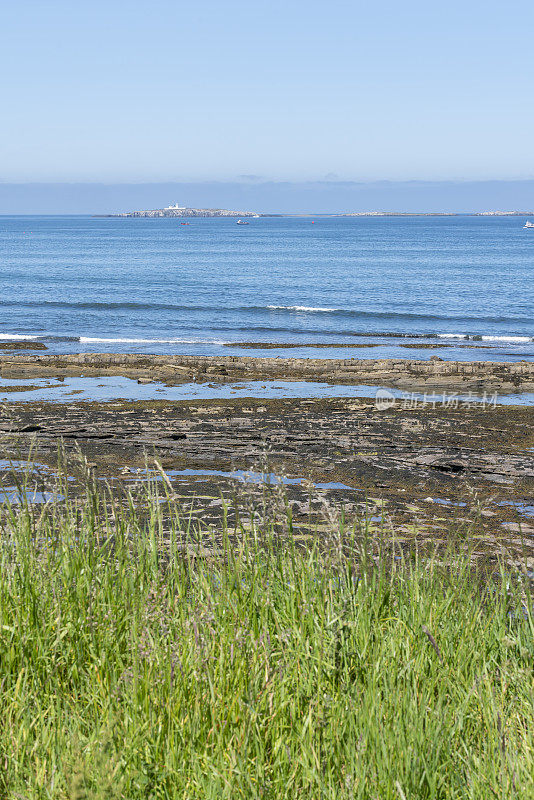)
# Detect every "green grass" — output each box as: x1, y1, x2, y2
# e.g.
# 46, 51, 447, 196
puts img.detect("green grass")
0, 472, 532, 799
